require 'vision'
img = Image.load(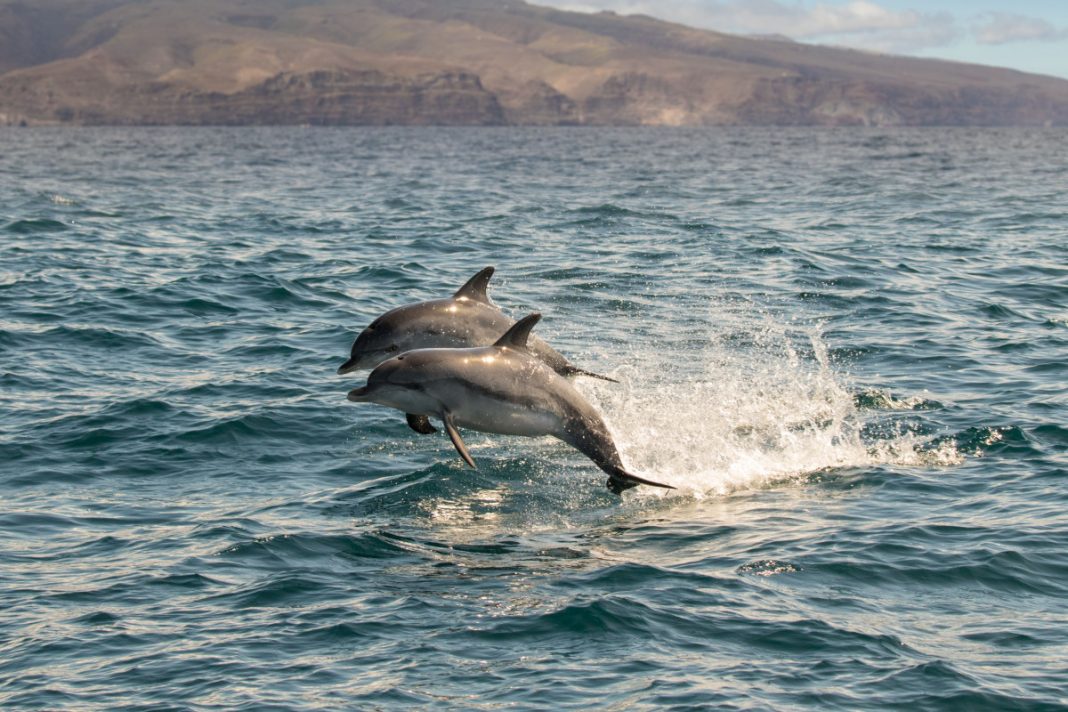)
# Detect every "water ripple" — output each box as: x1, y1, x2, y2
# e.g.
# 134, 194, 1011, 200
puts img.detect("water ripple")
1, 126, 1066, 709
